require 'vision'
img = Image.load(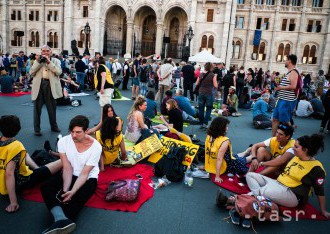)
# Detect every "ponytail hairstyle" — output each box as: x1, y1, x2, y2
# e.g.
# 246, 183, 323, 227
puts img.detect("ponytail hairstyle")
128, 95, 146, 120
297, 134, 324, 157
100, 117, 119, 146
